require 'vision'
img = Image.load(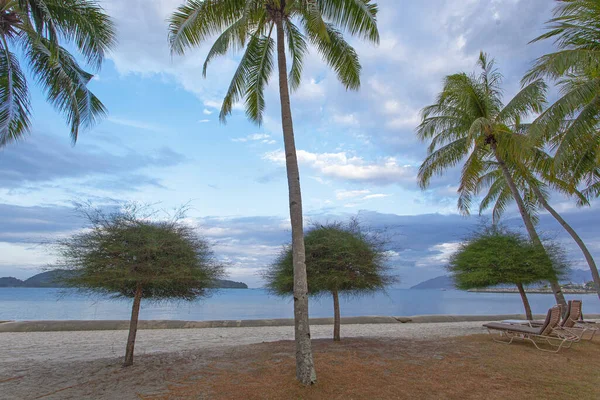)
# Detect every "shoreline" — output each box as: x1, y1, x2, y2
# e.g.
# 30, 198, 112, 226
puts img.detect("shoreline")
468, 288, 596, 294
3, 313, 600, 332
